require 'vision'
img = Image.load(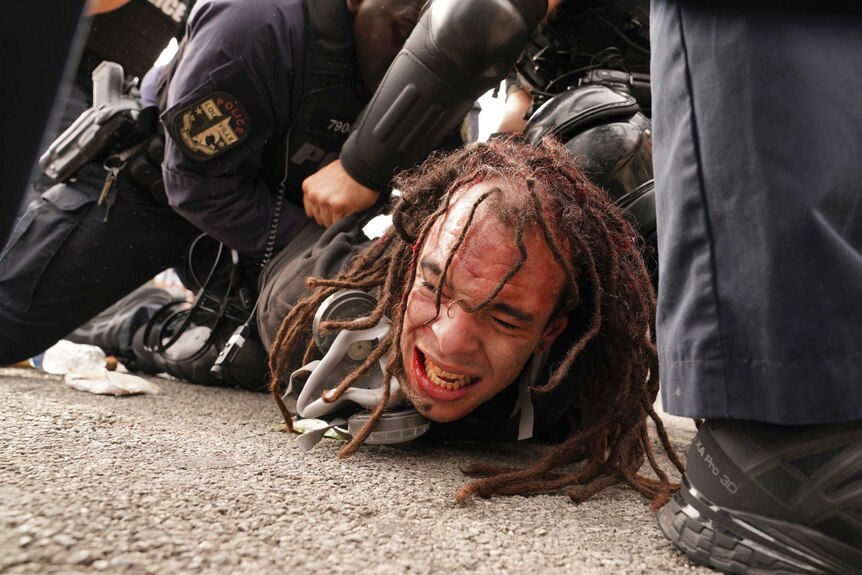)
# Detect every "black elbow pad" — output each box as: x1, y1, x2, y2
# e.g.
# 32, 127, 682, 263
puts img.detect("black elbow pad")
340, 0, 547, 191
